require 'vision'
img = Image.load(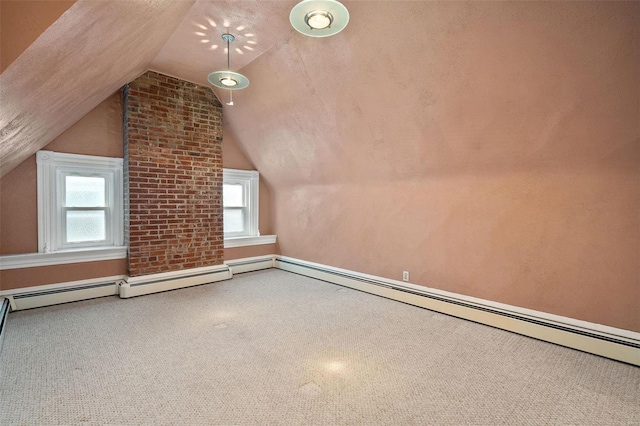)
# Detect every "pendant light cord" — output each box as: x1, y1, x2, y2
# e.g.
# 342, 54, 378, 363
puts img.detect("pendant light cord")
227, 34, 232, 105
